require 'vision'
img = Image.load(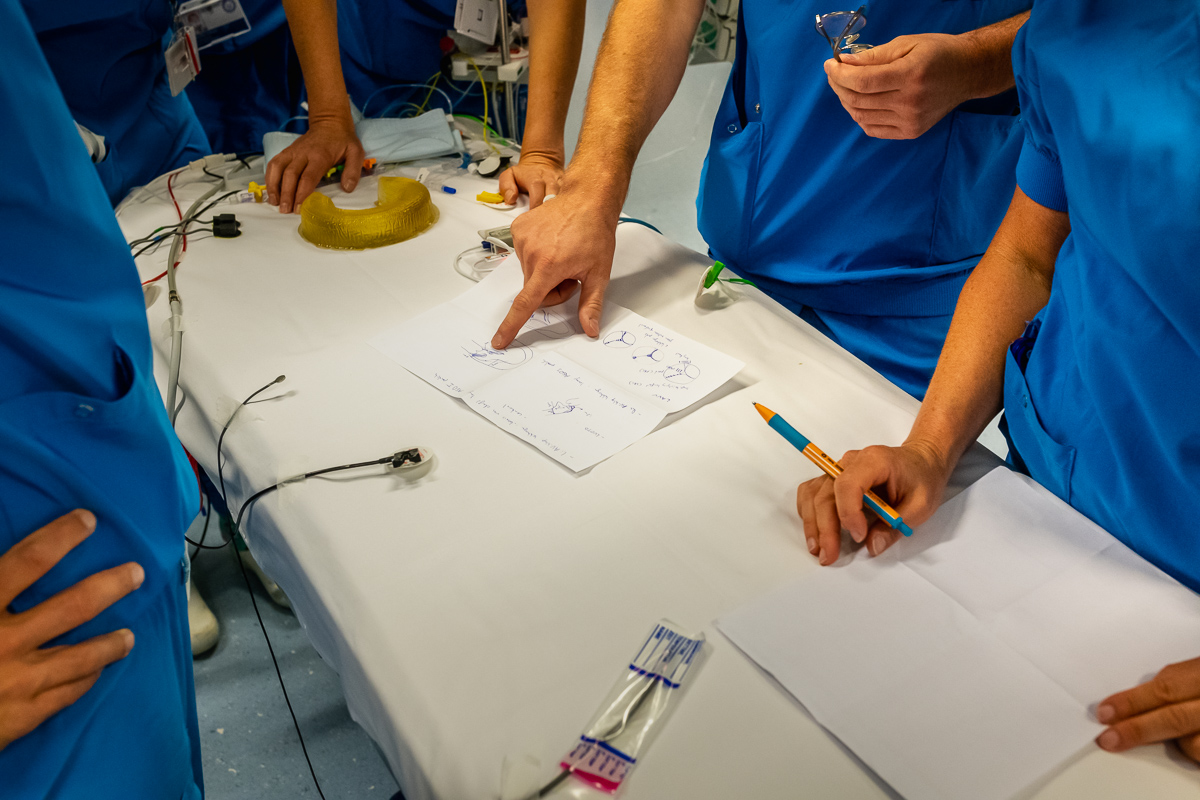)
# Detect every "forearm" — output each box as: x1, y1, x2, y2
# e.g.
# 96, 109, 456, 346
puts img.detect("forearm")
521, 0, 587, 160
907, 187, 1069, 469
956, 10, 1029, 100
281, 0, 353, 124
563, 0, 706, 217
